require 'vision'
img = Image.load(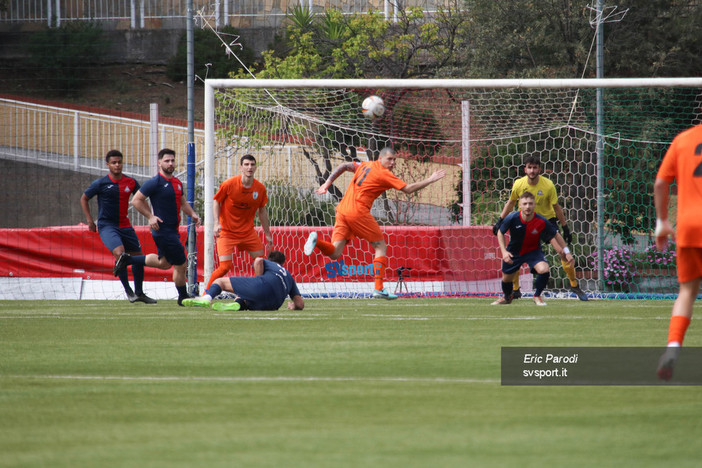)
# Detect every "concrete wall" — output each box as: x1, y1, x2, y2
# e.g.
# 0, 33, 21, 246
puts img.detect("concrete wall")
0, 27, 277, 63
